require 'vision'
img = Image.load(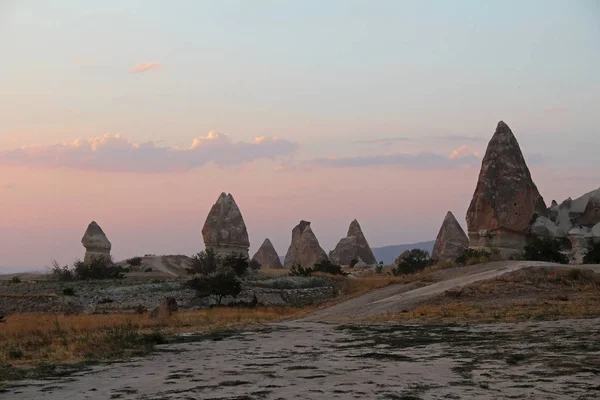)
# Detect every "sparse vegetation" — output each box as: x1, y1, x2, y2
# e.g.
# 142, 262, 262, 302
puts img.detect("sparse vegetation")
9, 276, 21, 284
222, 253, 252, 277
522, 237, 569, 264
187, 249, 220, 275
289, 264, 314, 277
126, 256, 143, 267
289, 260, 347, 277
375, 262, 384, 274
583, 242, 600, 264
61, 287, 76, 296
50, 258, 126, 281
392, 249, 430, 275
455, 248, 494, 265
